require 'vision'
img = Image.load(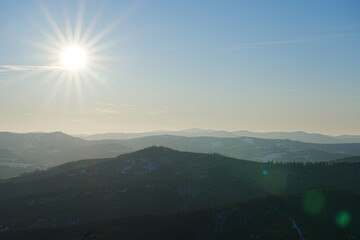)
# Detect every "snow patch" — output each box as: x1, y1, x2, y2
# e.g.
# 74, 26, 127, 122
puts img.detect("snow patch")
31, 219, 44, 228
26, 134, 44, 149
0, 225, 9, 232
0, 157, 16, 161
25, 200, 35, 206
118, 165, 132, 174
211, 141, 224, 147
39, 196, 63, 204
257, 152, 286, 161
288, 216, 305, 240
276, 142, 287, 148
296, 154, 315, 162
139, 158, 158, 172
0, 162, 37, 168
144, 184, 155, 189
255, 146, 270, 150
243, 138, 254, 144
67, 217, 79, 225
117, 188, 128, 193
